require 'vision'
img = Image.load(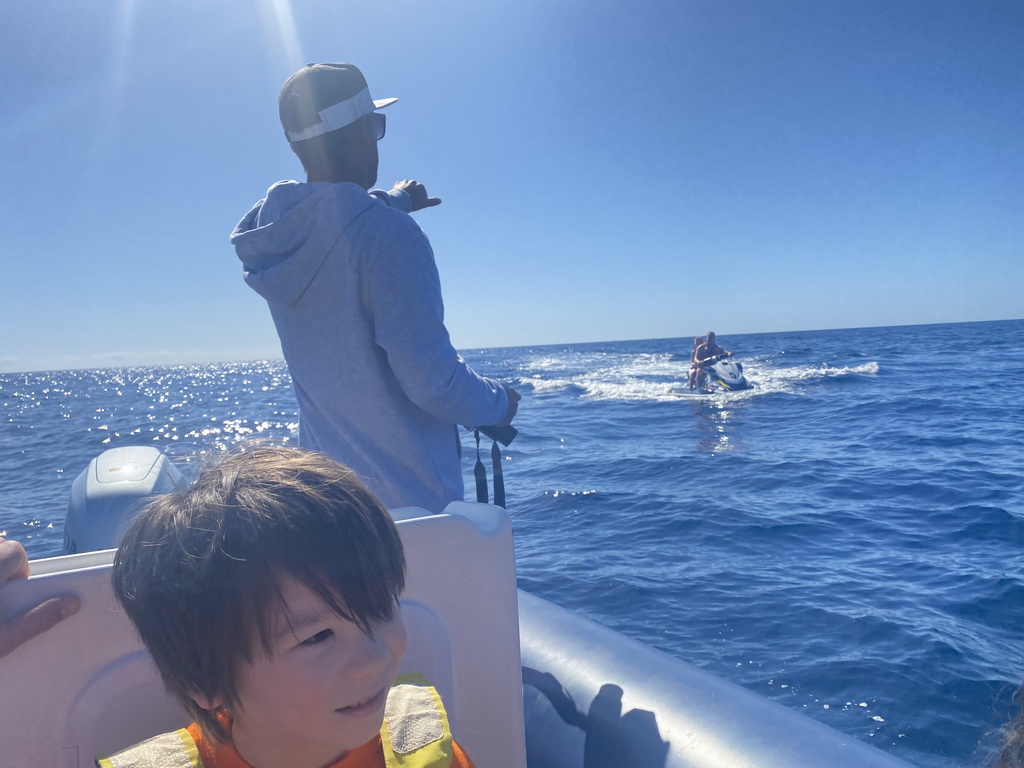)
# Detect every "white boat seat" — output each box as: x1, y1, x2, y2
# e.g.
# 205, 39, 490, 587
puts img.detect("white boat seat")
0, 502, 526, 768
